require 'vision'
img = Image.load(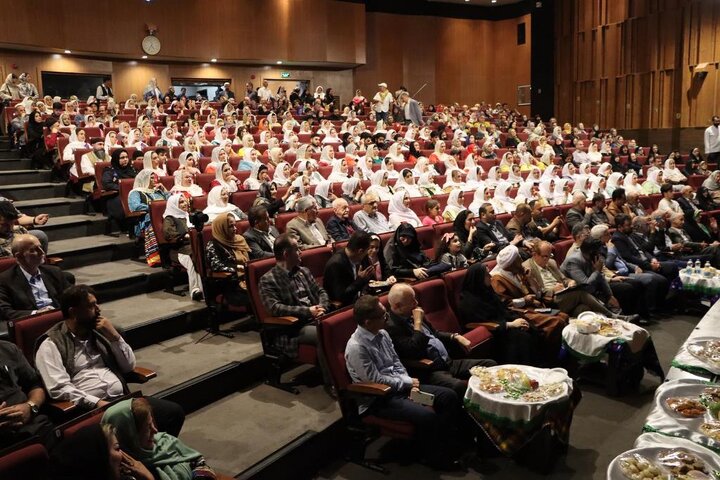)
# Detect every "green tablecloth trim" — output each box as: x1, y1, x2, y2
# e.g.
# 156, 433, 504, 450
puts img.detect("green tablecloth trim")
642, 424, 720, 453
463, 396, 571, 431
561, 338, 628, 362
670, 359, 716, 378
